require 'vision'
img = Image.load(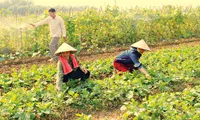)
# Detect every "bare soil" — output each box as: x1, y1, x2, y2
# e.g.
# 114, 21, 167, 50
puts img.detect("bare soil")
1, 39, 200, 74
0, 39, 200, 120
